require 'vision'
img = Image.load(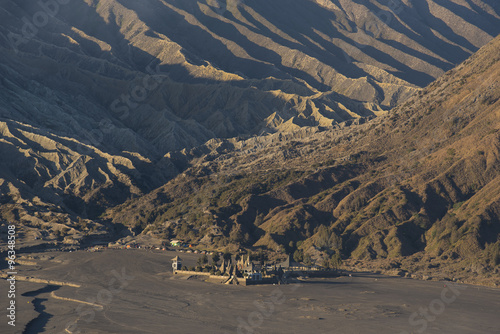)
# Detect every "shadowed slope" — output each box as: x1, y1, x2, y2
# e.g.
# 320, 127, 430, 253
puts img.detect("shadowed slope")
1, 0, 499, 153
